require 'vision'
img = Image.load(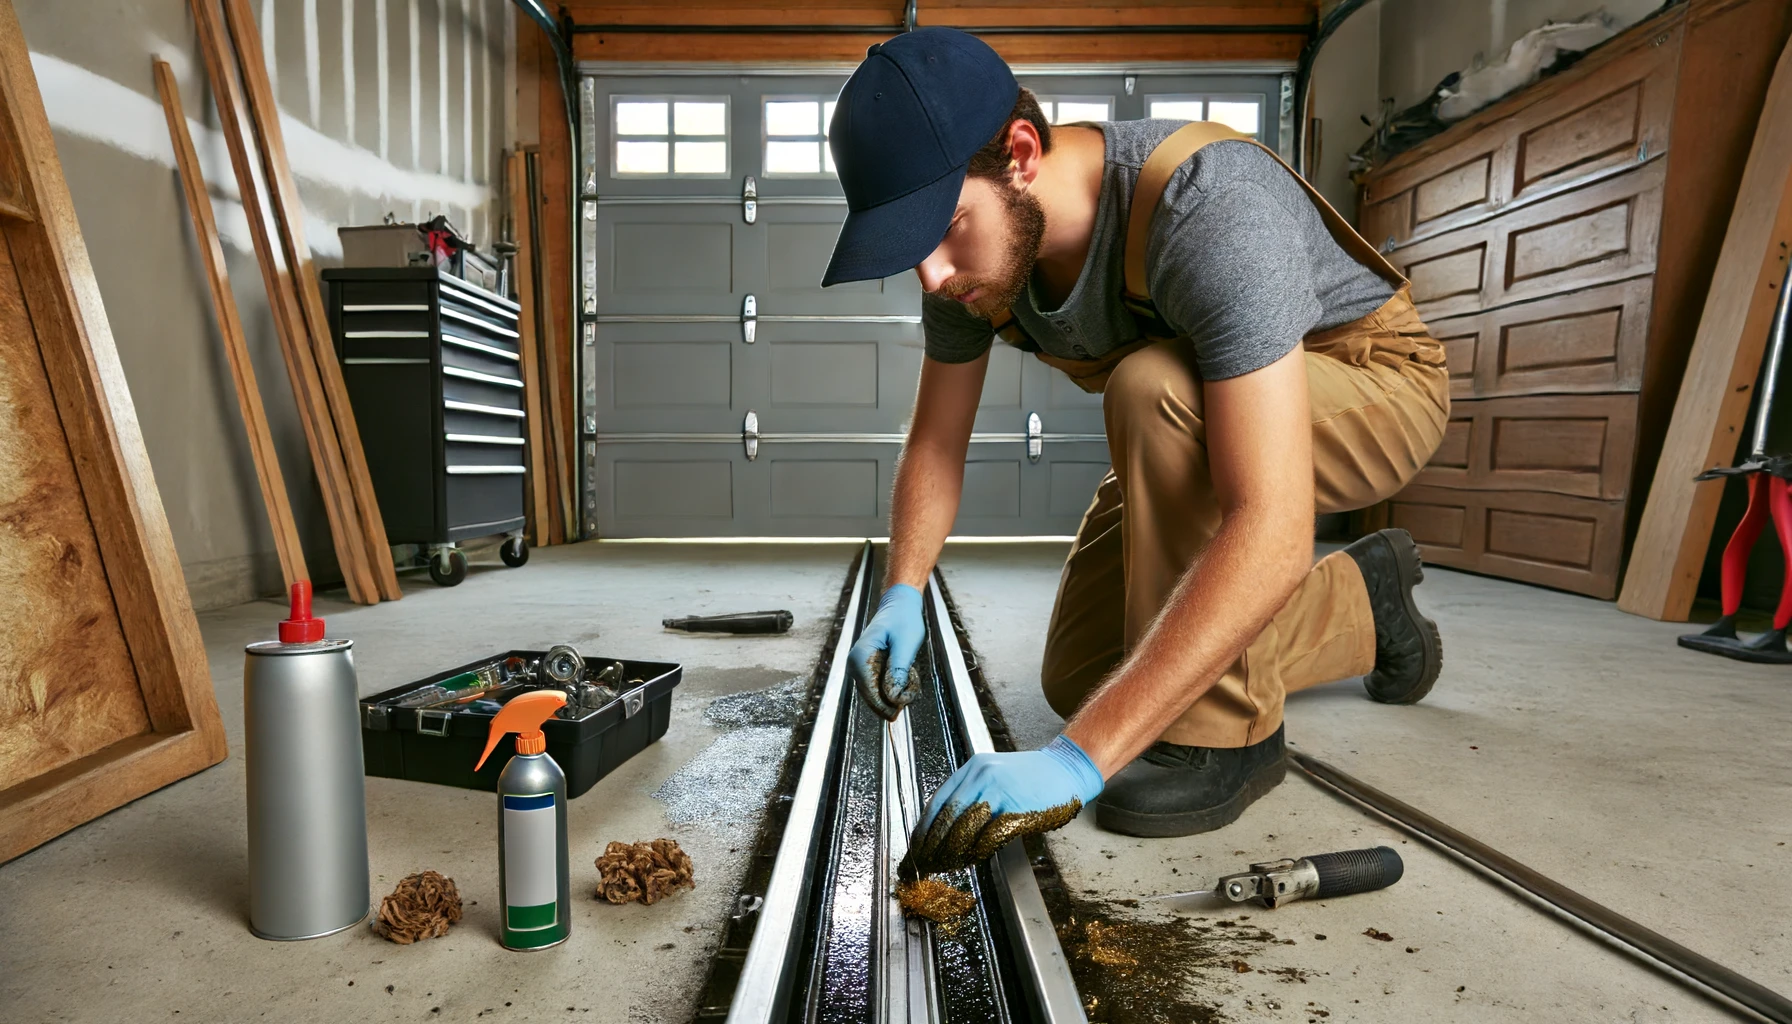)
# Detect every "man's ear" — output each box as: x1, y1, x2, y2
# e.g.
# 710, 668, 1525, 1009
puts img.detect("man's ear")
1007, 119, 1044, 188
